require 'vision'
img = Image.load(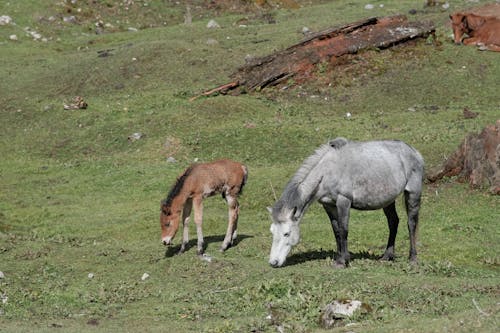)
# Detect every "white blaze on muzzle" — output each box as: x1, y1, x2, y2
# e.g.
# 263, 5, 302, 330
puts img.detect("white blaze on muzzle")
269, 220, 299, 267
162, 236, 172, 246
